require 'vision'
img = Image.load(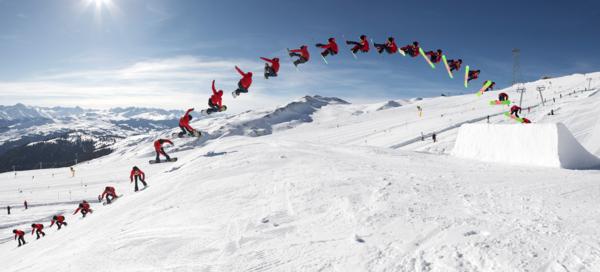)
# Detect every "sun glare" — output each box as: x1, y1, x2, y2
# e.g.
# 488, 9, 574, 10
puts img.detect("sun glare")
80, 0, 119, 23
